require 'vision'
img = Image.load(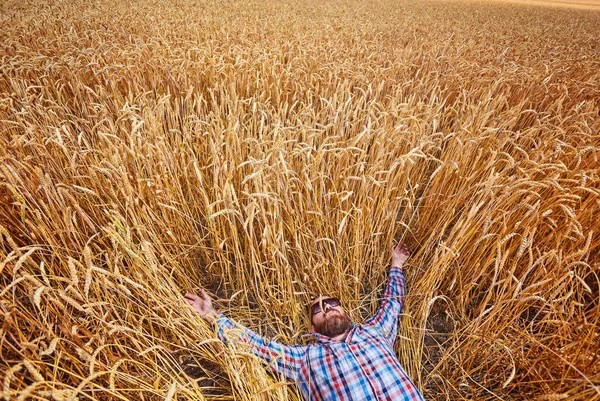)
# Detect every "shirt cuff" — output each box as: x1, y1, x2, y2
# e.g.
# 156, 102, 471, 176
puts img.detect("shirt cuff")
390, 265, 404, 273
214, 313, 236, 330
